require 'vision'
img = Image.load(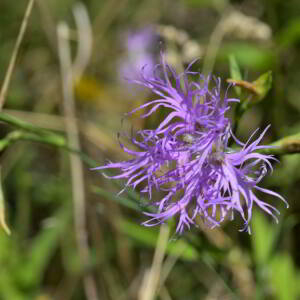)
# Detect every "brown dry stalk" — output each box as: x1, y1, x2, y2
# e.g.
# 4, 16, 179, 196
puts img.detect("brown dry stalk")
0, 0, 35, 110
